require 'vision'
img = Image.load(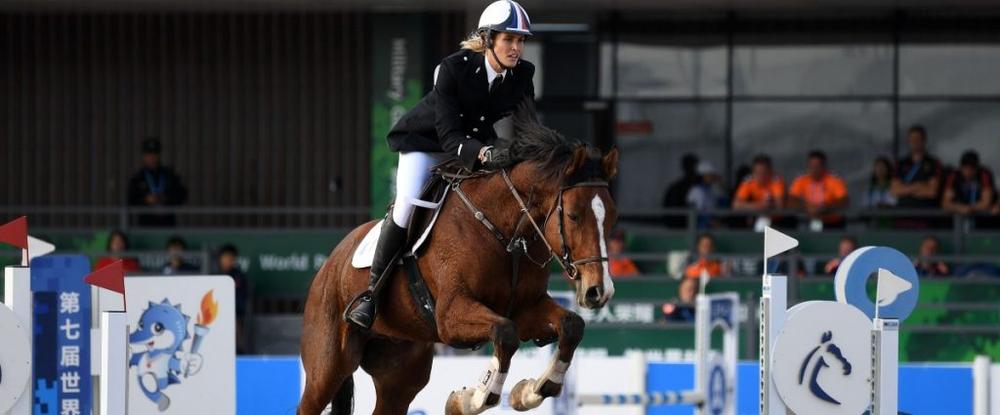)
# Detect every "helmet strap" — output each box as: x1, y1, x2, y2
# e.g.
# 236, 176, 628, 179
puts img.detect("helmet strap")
484, 31, 512, 72
488, 46, 512, 72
